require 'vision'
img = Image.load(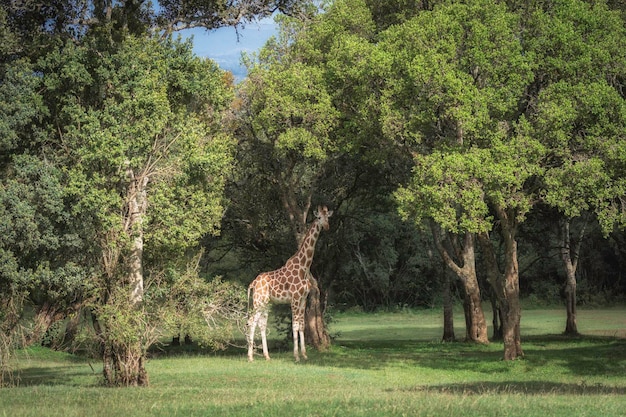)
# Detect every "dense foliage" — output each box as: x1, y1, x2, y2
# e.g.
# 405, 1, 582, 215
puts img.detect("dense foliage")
209, 0, 626, 360
0, 0, 302, 386
1, 0, 625, 384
